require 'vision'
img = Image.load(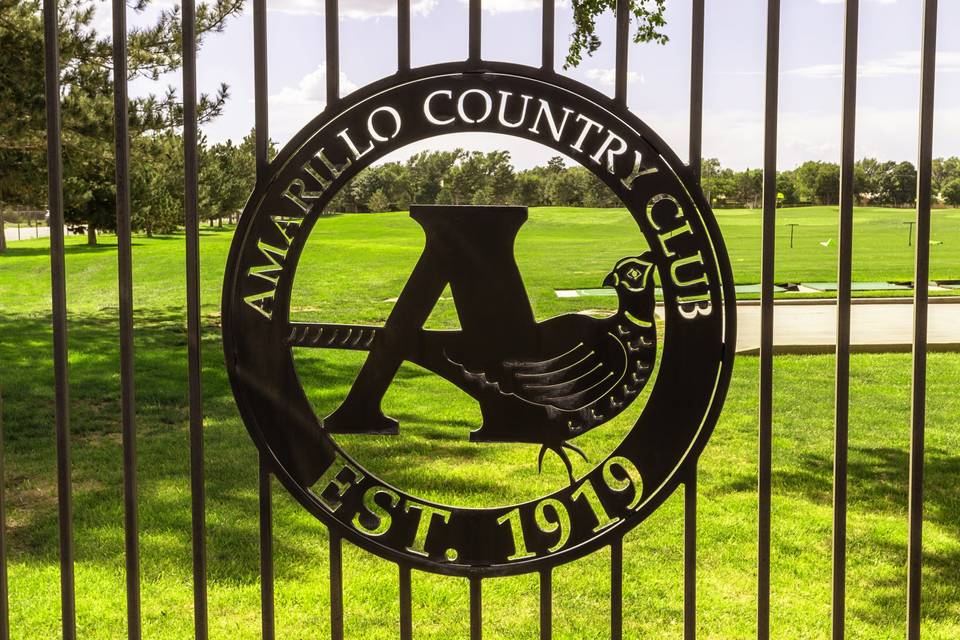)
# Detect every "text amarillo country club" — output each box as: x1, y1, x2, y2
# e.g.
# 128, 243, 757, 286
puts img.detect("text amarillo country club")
241, 85, 715, 323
